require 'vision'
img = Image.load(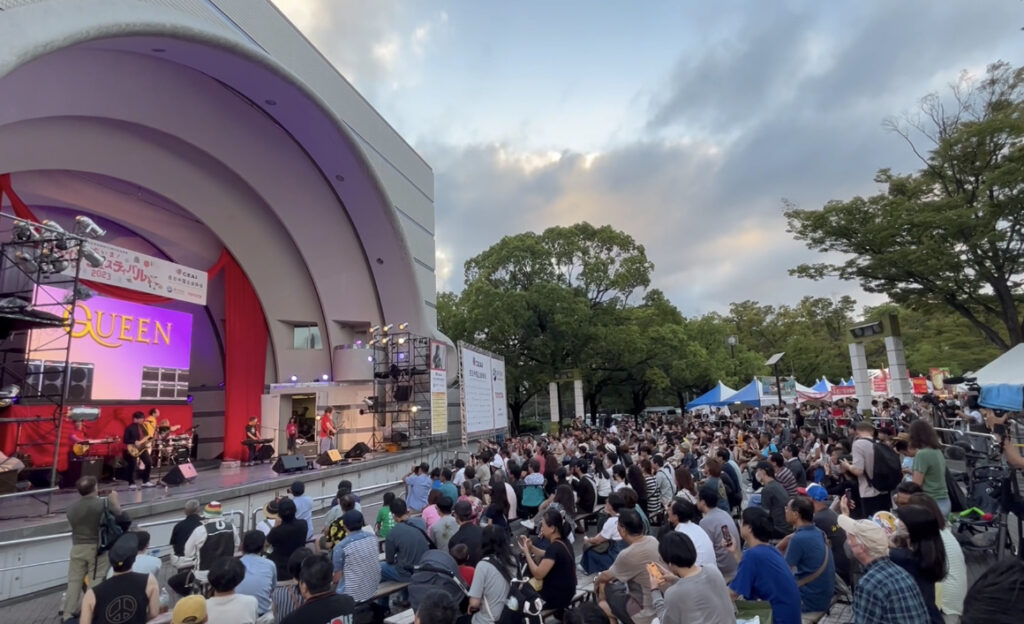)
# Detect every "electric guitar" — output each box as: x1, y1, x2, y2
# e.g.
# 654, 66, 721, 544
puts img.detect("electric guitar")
126, 432, 154, 458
